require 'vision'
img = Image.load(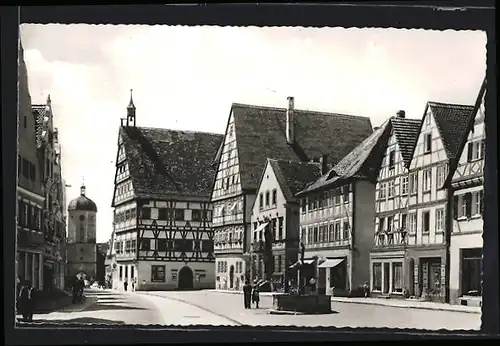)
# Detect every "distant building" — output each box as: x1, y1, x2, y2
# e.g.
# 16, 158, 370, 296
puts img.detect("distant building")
211, 96, 373, 290
110, 92, 222, 291
96, 242, 109, 285
17, 41, 45, 290
248, 159, 322, 291
297, 123, 391, 296
447, 78, 486, 306
66, 184, 98, 282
